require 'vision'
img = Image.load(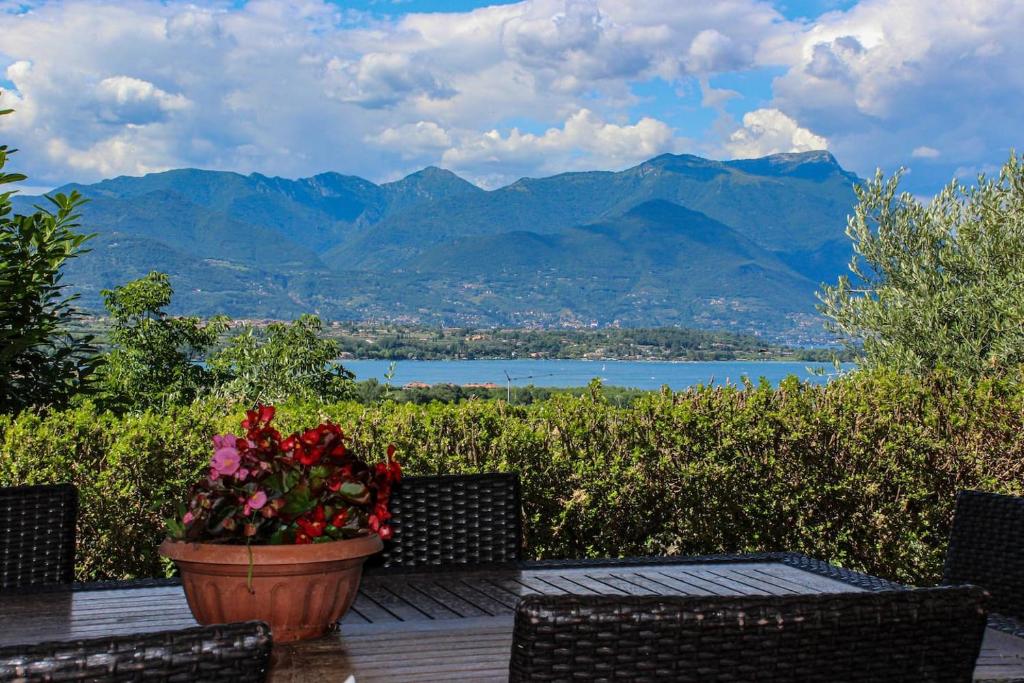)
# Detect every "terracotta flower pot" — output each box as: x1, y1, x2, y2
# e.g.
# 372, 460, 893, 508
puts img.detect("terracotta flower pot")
160, 534, 382, 642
